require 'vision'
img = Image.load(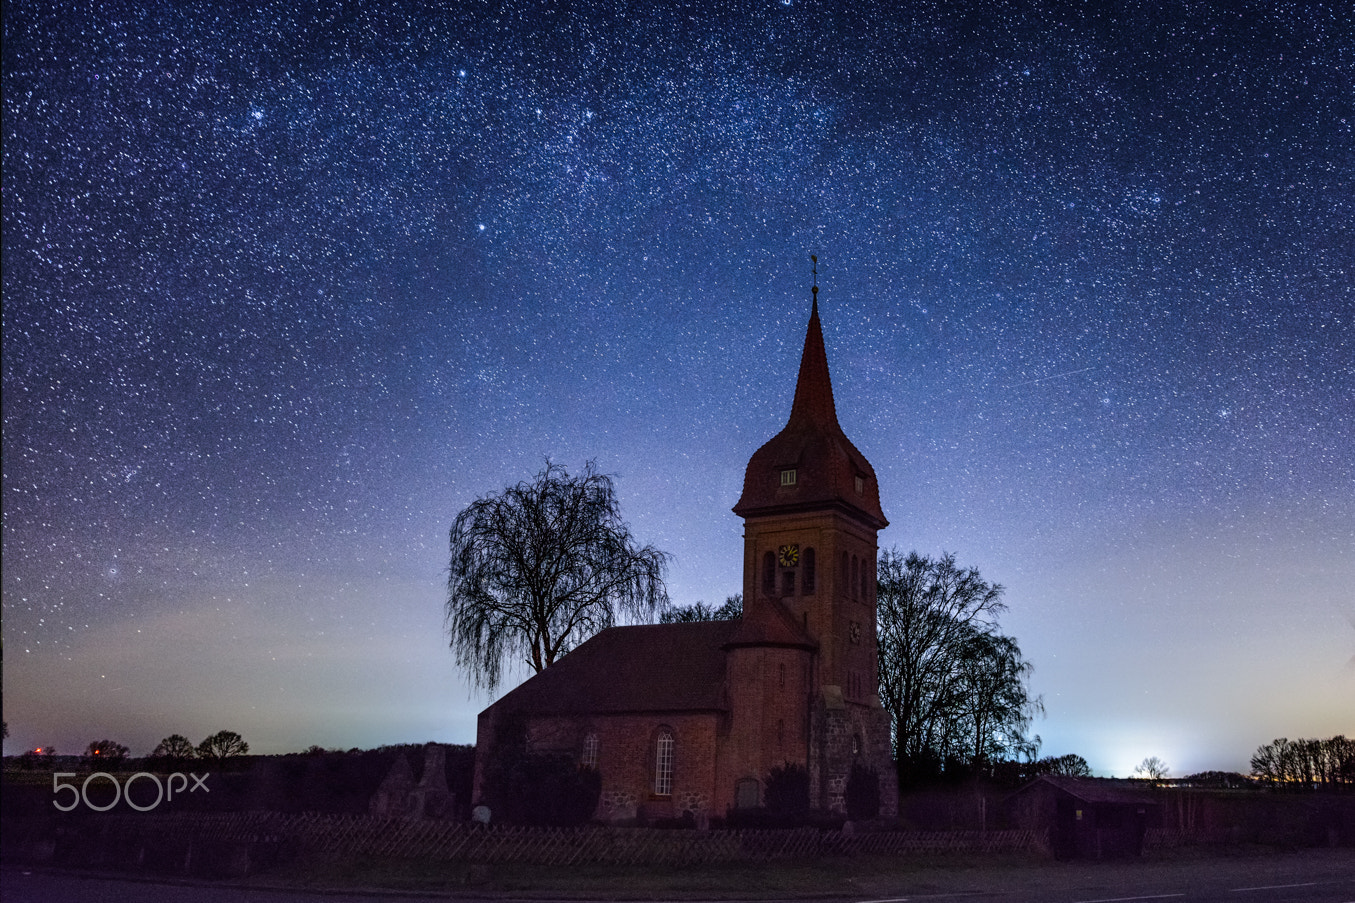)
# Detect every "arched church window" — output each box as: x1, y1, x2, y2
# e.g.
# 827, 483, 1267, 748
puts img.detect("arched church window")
801, 547, 816, 594
840, 552, 849, 590
860, 557, 869, 601
581, 732, 599, 769
851, 555, 860, 599
654, 729, 674, 797
762, 551, 776, 595
781, 568, 795, 597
